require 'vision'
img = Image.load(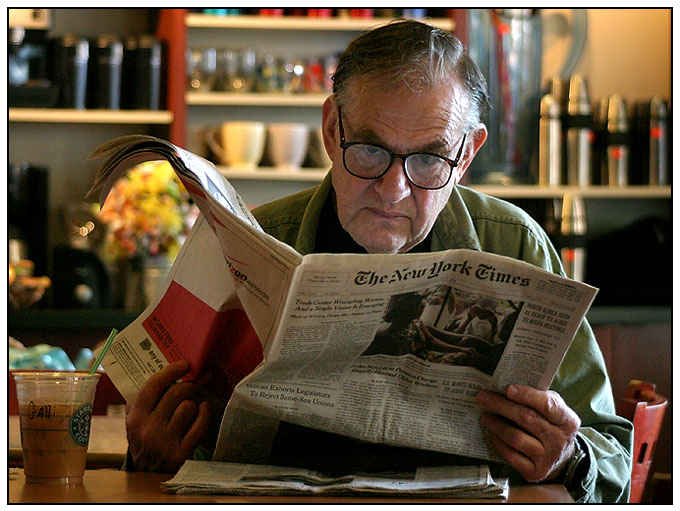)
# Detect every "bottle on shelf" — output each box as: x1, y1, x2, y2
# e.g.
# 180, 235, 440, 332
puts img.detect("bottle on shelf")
632, 96, 669, 186
87, 34, 124, 110
538, 93, 562, 186
565, 74, 593, 186
603, 94, 630, 186
559, 193, 587, 282
50, 34, 89, 109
